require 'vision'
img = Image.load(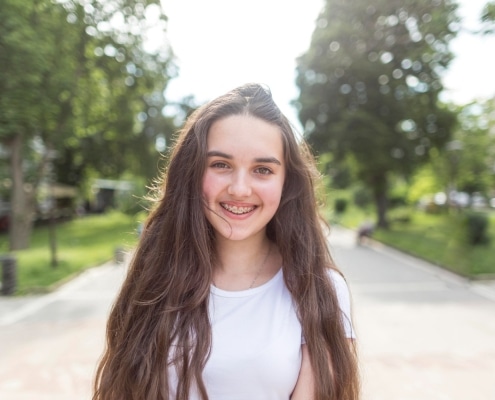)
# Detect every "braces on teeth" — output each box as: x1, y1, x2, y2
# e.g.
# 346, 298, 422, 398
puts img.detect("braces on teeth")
221, 204, 255, 214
